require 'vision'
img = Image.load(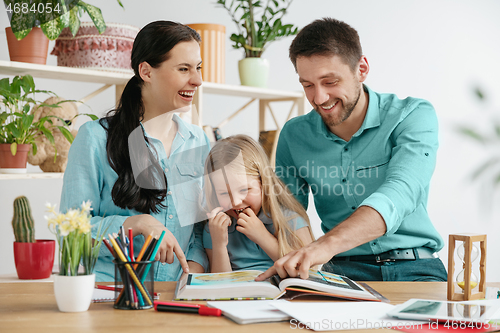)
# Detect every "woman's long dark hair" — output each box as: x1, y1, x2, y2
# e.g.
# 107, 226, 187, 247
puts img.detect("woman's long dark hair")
99, 21, 201, 214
